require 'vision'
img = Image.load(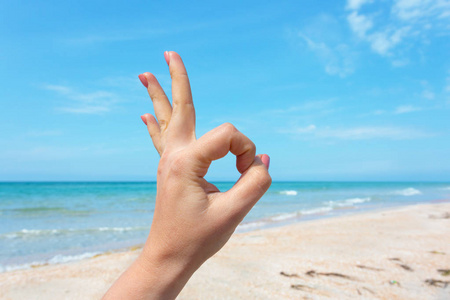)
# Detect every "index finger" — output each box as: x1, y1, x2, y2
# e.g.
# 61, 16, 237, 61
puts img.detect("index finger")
190, 123, 256, 177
